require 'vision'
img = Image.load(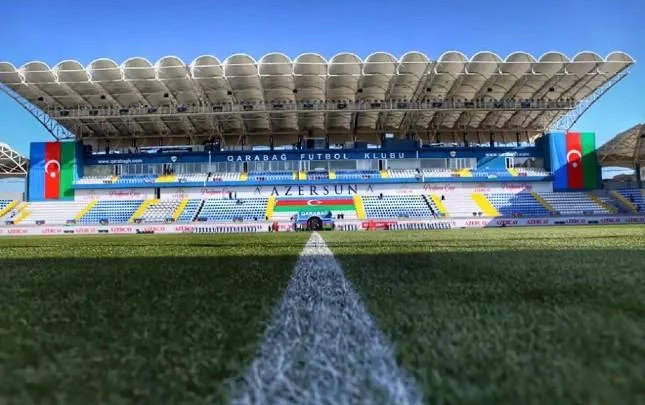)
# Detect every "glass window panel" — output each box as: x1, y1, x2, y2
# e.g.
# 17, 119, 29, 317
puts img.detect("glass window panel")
309, 161, 328, 170
329, 160, 356, 170
387, 159, 419, 169
420, 159, 447, 169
